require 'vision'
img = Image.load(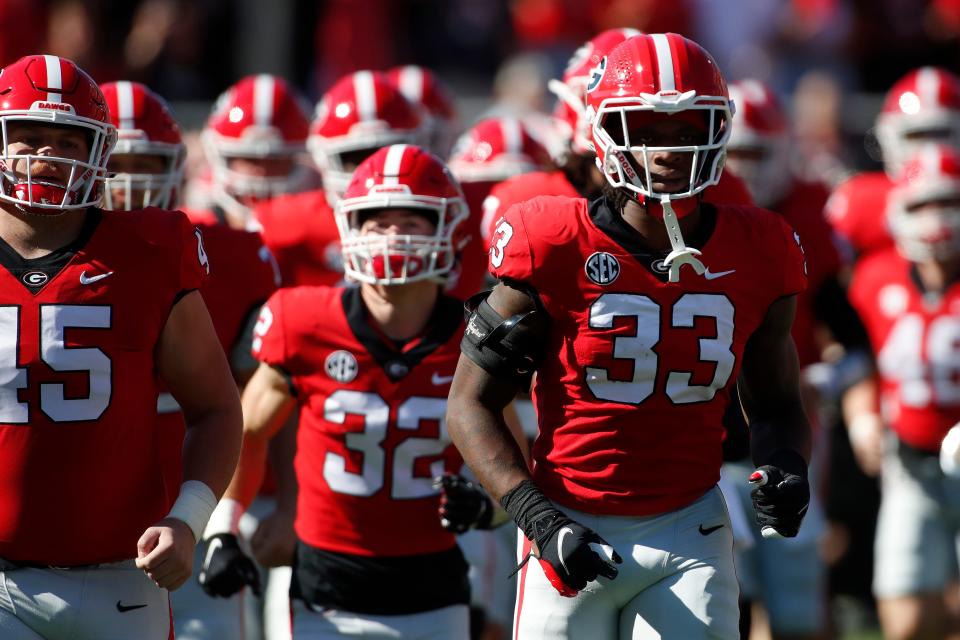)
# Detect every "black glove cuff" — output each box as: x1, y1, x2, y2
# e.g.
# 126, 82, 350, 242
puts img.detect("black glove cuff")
764, 449, 808, 479
500, 480, 566, 544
